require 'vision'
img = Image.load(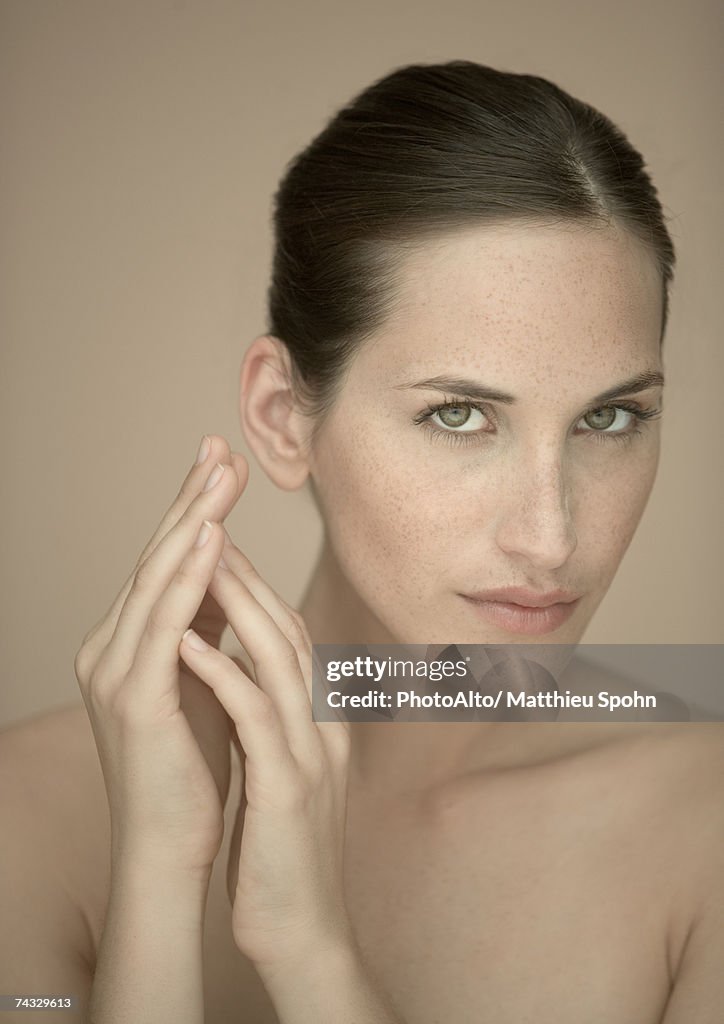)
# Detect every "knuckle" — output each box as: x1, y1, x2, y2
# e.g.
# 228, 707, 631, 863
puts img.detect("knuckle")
288, 607, 307, 631
285, 612, 310, 649
146, 601, 178, 638
85, 648, 121, 694
131, 557, 156, 595
281, 637, 301, 664
84, 675, 110, 717
134, 540, 156, 570
248, 691, 278, 728
257, 639, 298, 673
175, 558, 203, 588
80, 663, 121, 721
235, 559, 257, 583
73, 643, 95, 685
